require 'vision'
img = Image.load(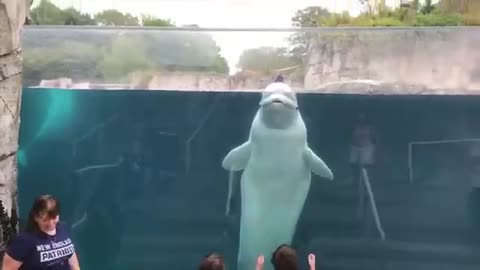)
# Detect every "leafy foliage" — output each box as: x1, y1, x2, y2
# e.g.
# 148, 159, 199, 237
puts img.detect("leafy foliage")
97, 36, 153, 81
24, 0, 229, 86
94, 10, 139, 26
30, 0, 68, 25
141, 15, 174, 27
